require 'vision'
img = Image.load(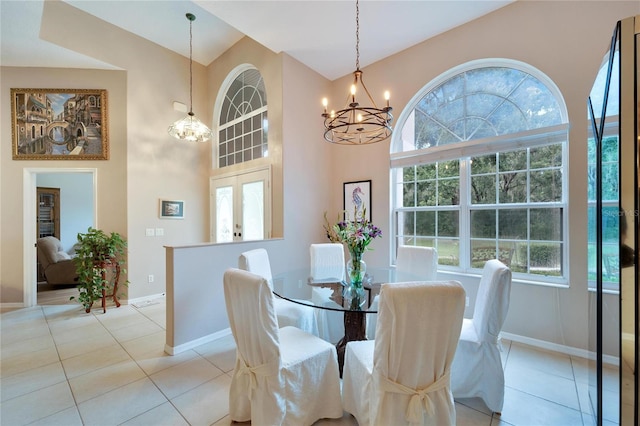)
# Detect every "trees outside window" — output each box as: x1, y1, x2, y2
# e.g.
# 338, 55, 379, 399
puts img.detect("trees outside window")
391, 60, 569, 284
